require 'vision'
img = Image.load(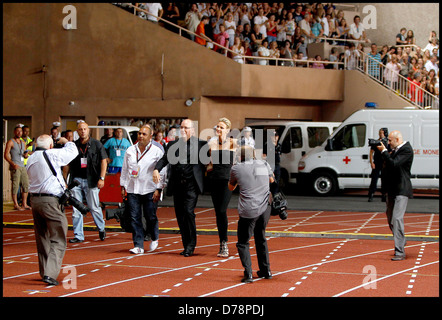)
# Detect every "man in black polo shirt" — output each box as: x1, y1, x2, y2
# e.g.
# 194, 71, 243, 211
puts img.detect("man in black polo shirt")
67, 121, 108, 243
